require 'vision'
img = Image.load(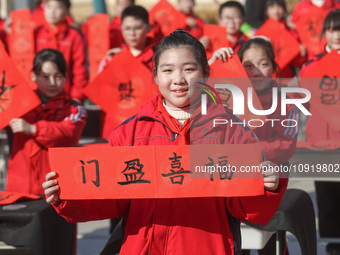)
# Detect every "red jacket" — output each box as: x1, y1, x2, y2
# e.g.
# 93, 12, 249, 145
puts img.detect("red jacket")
299, 52, 340, 144
100, 38, 156, 139
6, 92, 87, 195
0, 18, 6, 51
253, 84, 299, 163
291, 0, 340, 24
52, 94, 287, 255
35, 22, 89, 102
